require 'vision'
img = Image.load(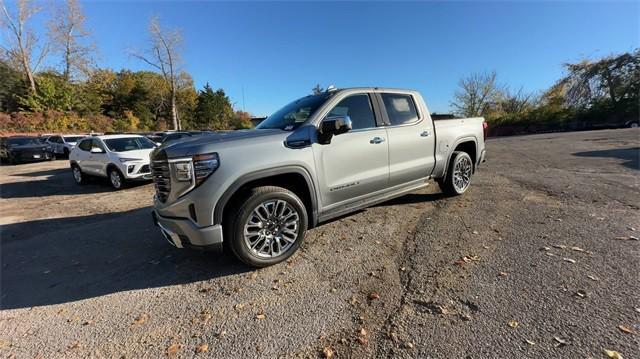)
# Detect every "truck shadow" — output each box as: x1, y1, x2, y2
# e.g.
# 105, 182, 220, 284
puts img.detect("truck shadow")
0, 207, 249, 309
573, 147, 640, 170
